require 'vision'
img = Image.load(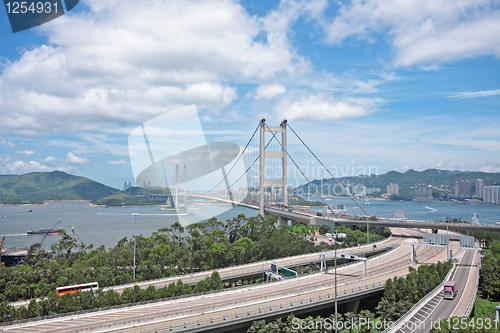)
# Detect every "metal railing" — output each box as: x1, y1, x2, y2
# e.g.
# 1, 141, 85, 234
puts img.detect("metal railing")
381, 261, 457, 332
132, 281, 387, 333
101, 235, 395, 291
4, 234, 428, 331
0, 244, 399, 328
3, 250, 416, 330
463, 241, 481, 317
